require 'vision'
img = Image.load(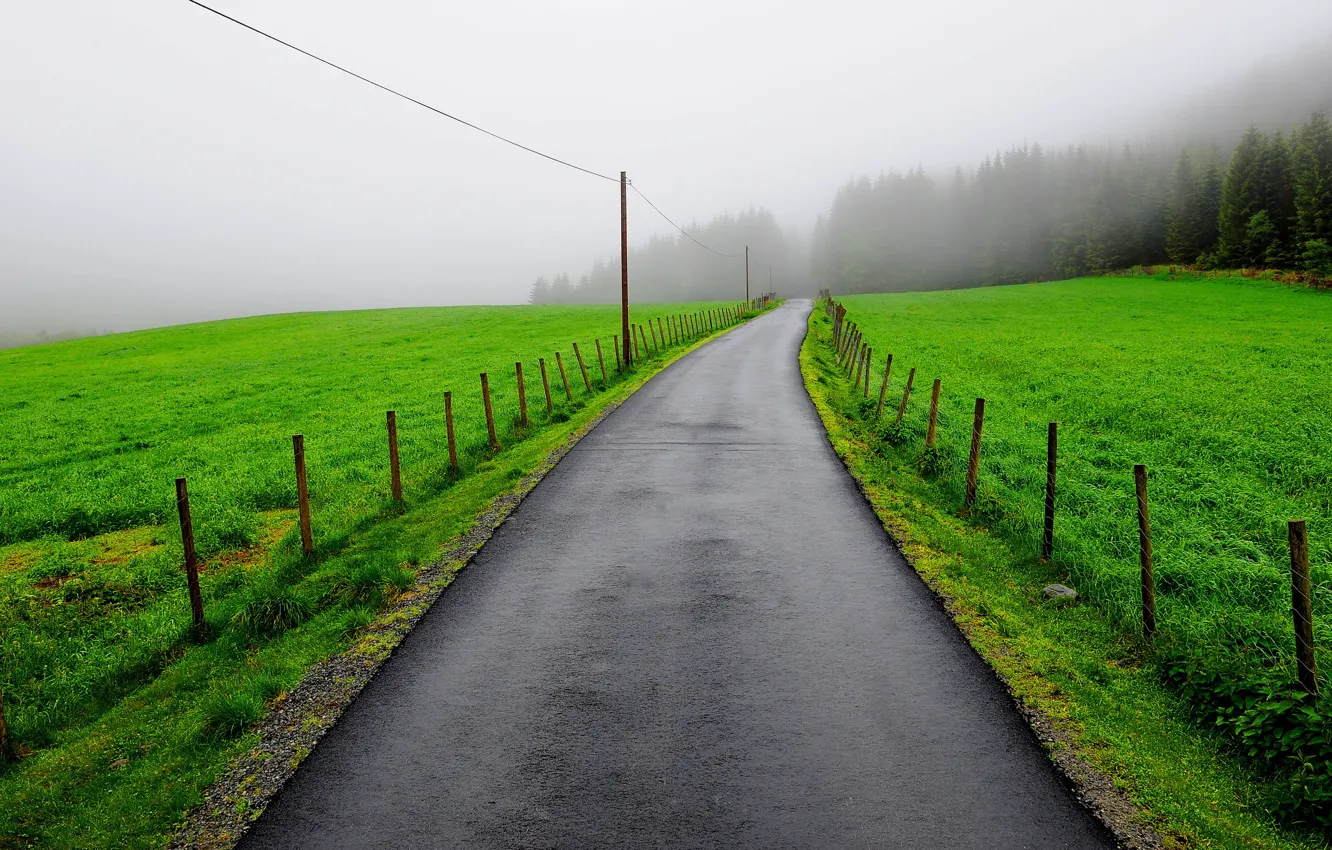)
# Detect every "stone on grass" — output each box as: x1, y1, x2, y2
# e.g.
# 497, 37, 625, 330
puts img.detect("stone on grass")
1042, 584, 1078, 604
